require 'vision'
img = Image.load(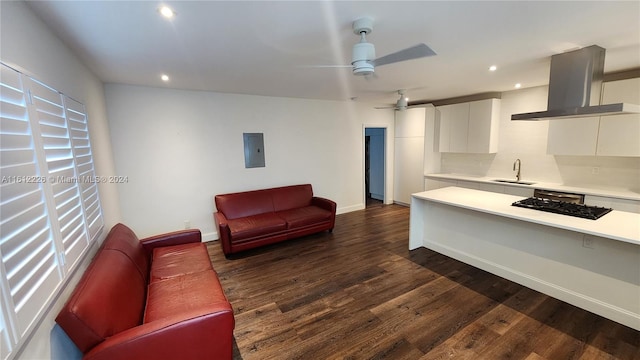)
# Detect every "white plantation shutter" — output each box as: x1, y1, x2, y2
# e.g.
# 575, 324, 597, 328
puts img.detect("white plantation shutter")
29, 78, 90, 270
65, 97, 103, 242
0, 304, 11, 360
0, 63, 103, 359
0, 64, 63, 356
